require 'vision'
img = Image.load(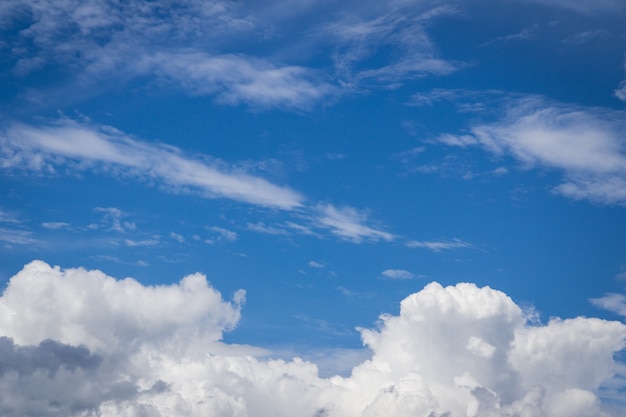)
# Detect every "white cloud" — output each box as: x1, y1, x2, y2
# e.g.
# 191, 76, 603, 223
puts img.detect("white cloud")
125, 237, 160, 247
207, 226, 238, 242
380, 269, 414, 280
591, 293, 626, 317
0, 118, 305, 210
437, 97, 626, 205
246, 222, 290, 235
324, 4, 457, 87
94, 207, 135, 232
0, 262, 625, 416
314, 204, 395, 243
2, 0, 336, 110
522, 0, 624, 13
170, 232, 186, 243
148, 52, 335, 110
0, 261, 245, 353
616, 82, 626, 102
406, 238, 472, 251
615, 58, 626, 102
0, 209, 20, 224
41, 221, 71, 230
0, 227, 38, 246
308, 261, 325, 268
